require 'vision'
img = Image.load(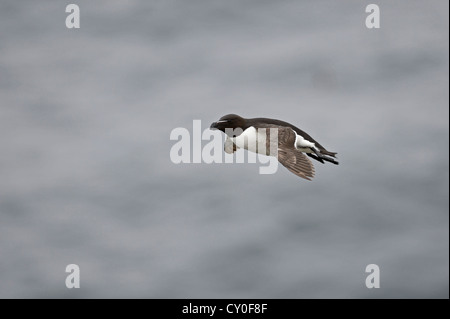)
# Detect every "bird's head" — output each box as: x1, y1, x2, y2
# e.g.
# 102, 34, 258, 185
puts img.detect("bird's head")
210, 114, 246, 136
